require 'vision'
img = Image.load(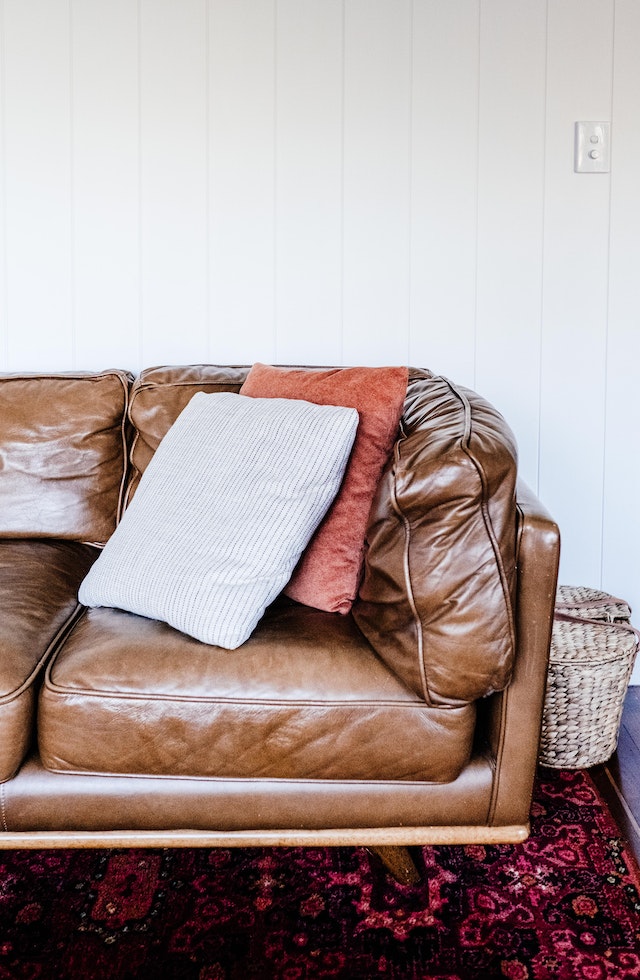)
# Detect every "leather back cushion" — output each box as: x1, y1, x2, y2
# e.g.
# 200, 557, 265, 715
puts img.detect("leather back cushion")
126, 365, 249, 504
0, 372, 131, 544
353, 369, 518, 706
